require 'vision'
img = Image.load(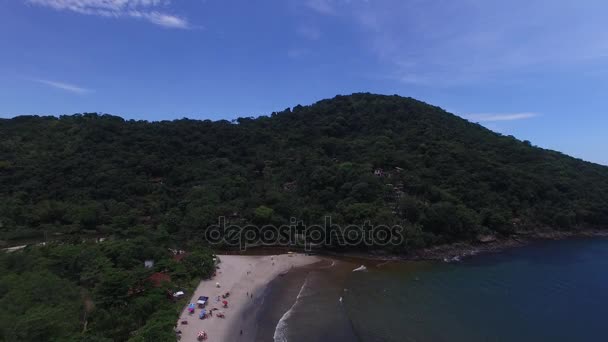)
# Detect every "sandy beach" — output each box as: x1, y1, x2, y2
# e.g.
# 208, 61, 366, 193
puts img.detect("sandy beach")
177, 253, 320, 342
